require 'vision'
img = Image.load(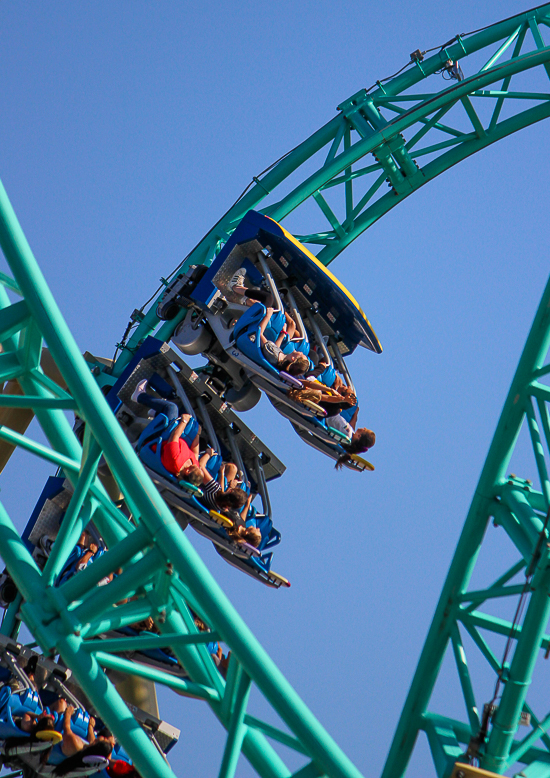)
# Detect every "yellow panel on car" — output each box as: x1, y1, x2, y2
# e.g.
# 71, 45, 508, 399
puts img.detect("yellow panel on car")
350, 454, 375, 471
269, 571, 291, 588
301, 399, 326, 415
36, 730, 63, 744
209, 510, 233, 528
